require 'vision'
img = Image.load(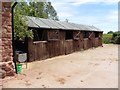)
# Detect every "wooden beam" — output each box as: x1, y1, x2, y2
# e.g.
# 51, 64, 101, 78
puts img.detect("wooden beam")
74, 31, 81, 39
